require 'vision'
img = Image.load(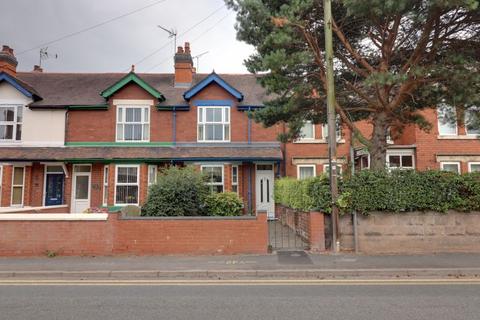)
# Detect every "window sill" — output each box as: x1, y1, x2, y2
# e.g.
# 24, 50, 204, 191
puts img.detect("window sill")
293, 139, 345, 144
197, 140, 232, 143
437, 135, 479, 140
